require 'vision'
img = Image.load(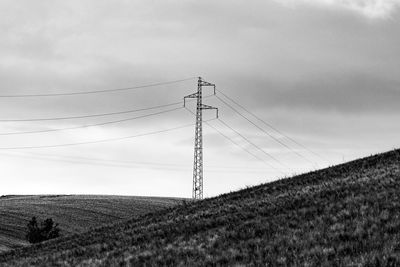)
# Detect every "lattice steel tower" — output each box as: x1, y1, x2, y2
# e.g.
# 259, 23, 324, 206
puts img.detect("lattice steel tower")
184, 77, 218, 200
